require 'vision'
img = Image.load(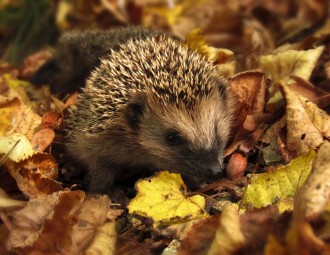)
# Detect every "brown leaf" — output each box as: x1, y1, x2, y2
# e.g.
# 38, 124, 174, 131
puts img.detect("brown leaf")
20, 50, 53, 79
4, 153, 61, 198
228, 71, 266, 135
41, 111, 63, 130
31, 128, 55, 152
178, 215, 220, 255
7, 190, 85, 253
295, 141, 330, 221
290, 76, 330, 109
281, 82, 330, 155
208, 204, 245, 255
6, 191, 115, 254
68, 195, 114, 254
